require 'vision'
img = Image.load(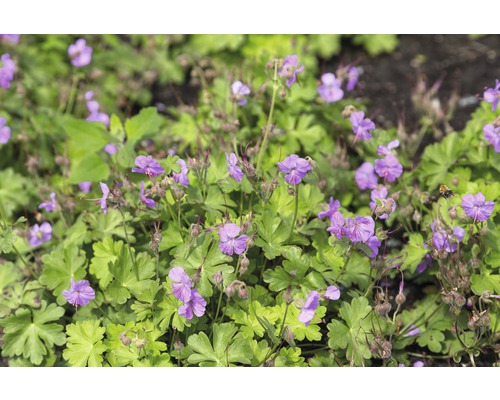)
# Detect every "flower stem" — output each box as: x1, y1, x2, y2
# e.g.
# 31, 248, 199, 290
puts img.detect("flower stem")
256, 61, 279, 174
214, 287, 224, 323
289, 185, 299, 240
64, 71, 79, 115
